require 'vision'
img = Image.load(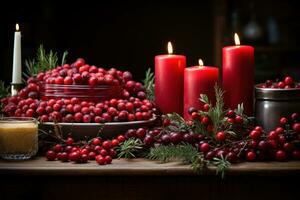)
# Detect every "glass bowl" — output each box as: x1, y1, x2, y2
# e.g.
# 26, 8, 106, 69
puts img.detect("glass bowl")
39, 83, 123, 101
